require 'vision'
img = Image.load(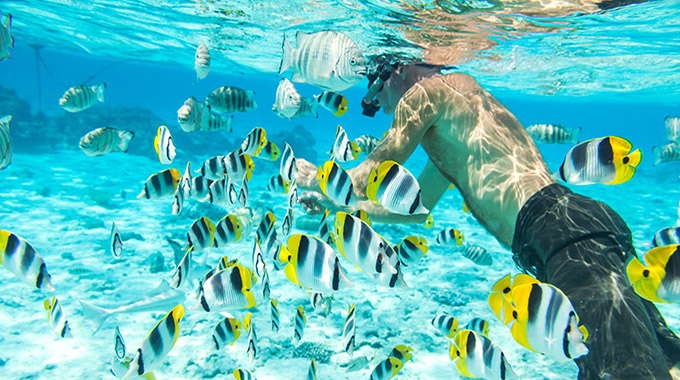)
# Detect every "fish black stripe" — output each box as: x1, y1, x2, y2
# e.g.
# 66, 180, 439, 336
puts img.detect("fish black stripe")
5, 232, 20, 258
298, 236, 310, 269
216, 322, 227, 341
60, 323, 69, 338
36, 263, 48, 289
391, 348, 403, 361
409, 191, 422, 214
569, 141, 589, 172
345, 336, 355, 352
563, 311, 574, 358
466, 330, 476, 353
230, 267, 243, 292
376, 362, 384, 377
527, 283, 543, 326
663, 247, 680, 284
545, 288, 563, 344
212, 335, 220, 350
380, 164, 400, 195
151, 174, 162, 194
500, 352, 507, 379
446, 317, 453, 331
342, 215, 354, 242
200, 293, 211, 312
21, 242, 35, 274
344, 184, 352, 206
149, 326, 164, 356
389, 271, 398, 287
136, 348, 145, 375
598, 137, 614, 165
53, 303, 62, 323
332, 257, 341, 290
